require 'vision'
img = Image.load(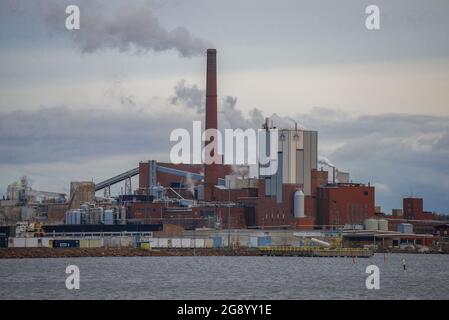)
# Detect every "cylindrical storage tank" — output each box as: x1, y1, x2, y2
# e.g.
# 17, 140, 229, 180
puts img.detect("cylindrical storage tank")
74, 210, 81, 225
103, 210, 114, 225
378, 219, 388, 231
293, 190, 305, 218
65, 211, 71, 225
365, 219, 379, 231
96, 207, 103, 224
